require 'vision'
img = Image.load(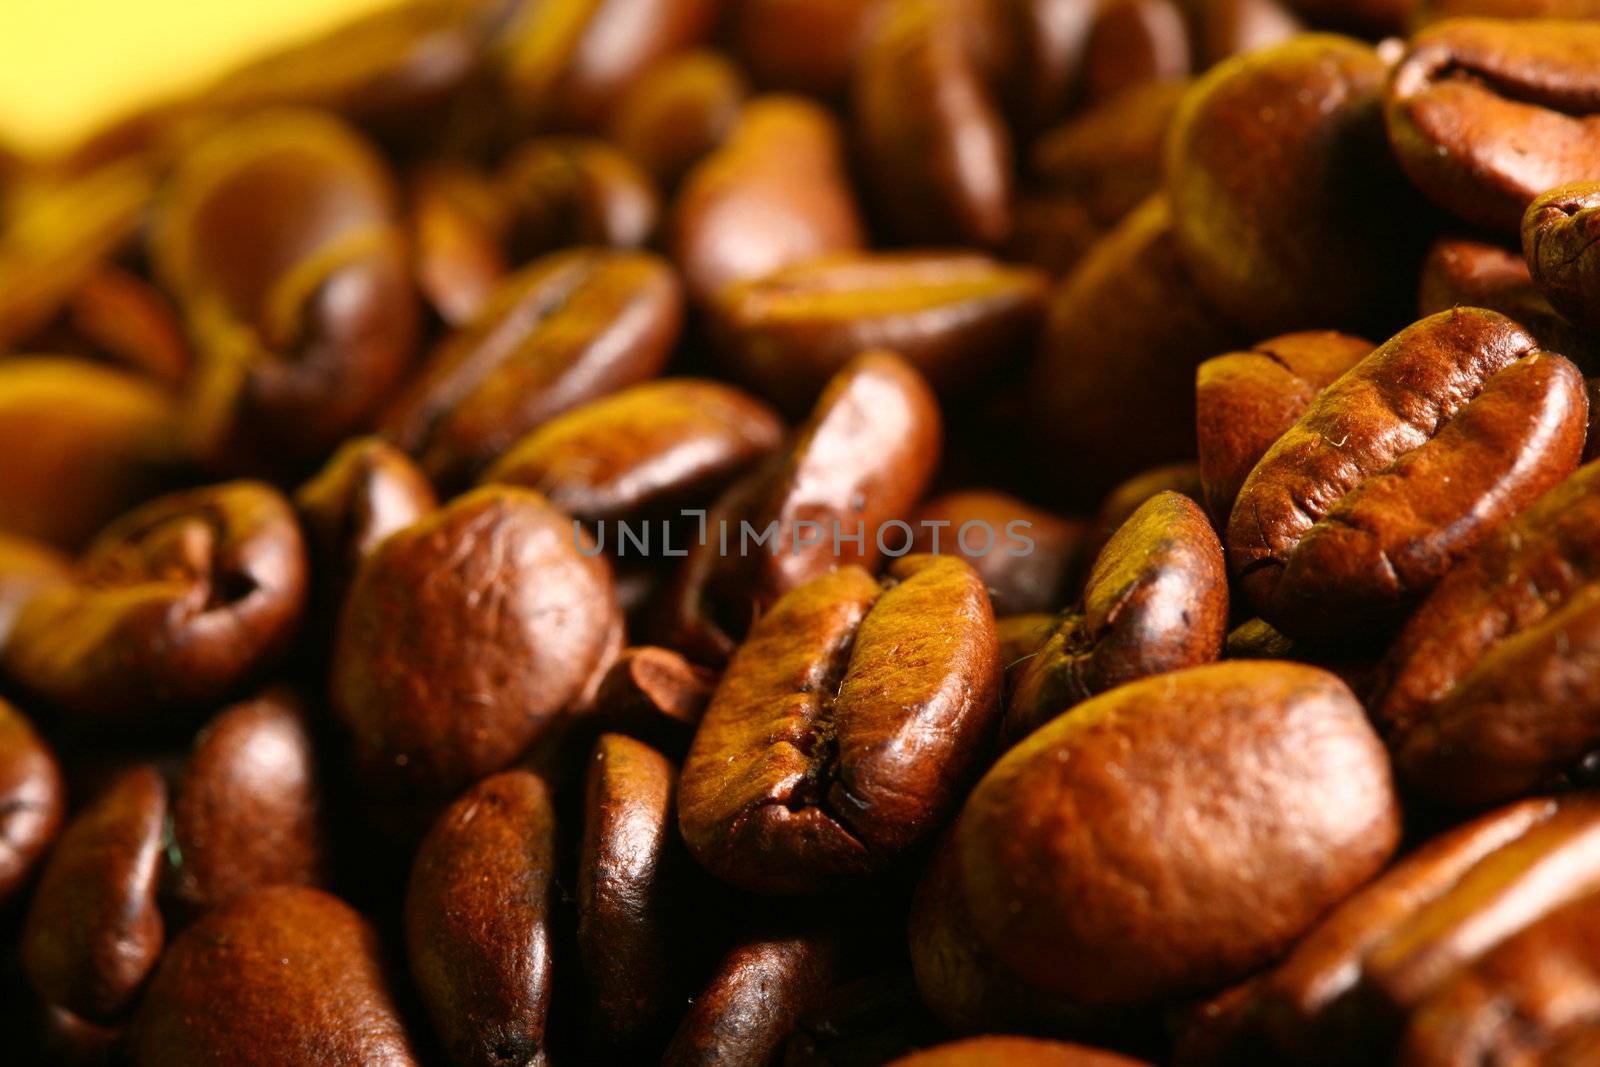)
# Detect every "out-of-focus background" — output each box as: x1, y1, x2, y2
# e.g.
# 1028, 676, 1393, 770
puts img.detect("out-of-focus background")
0, 0, 398, 155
